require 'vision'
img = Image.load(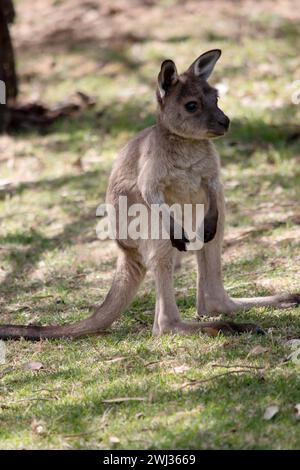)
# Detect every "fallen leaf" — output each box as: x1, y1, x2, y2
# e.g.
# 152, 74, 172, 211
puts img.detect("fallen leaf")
285, 340, 300, 363
31, 418, 45, 435
223, 341, 237, 350
102, 397, 147, 403
109, 436, 120, 444
144, 360, 162, 369
294, 404, 300, 420
248, 346, 269, 357
105, 356, 127, 364
201, 327, 219, 337
263, 405, 279, 421
0, 340, 6, 365
283, 339, 300, 348
173, 365, 191, 374
24, 361, 44, 371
